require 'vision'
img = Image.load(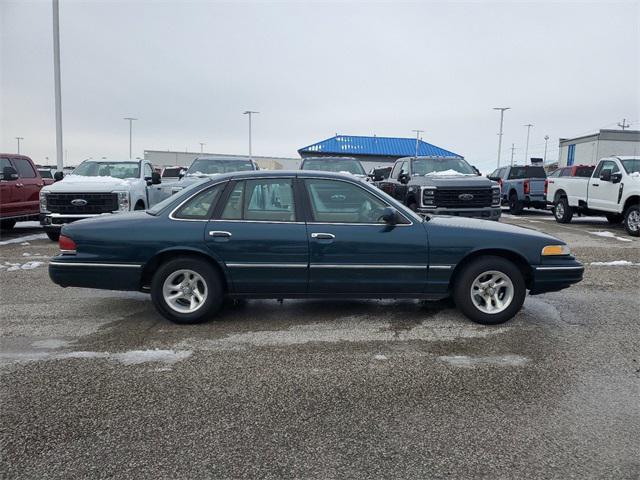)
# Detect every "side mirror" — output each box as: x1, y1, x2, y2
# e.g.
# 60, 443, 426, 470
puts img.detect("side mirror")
472, 165, 481, 175
151, 171, 161, 185
398, 173, 410, 184
380, 206, 399, 225
1, 166, 18, 181
599, 170, 612, 182
487, 175, 498, 181
178, 169, 186, 179
611, 172, 622, 184
53, 171, 64, 182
